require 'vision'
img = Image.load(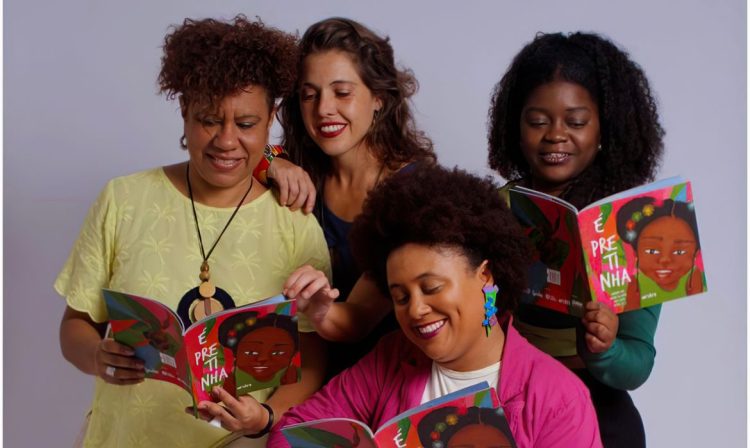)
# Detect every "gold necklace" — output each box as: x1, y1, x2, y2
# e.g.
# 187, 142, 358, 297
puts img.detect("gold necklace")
186, 163, 253, 320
